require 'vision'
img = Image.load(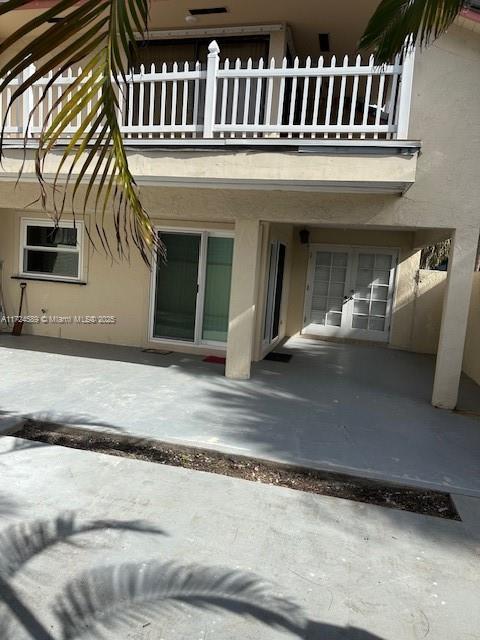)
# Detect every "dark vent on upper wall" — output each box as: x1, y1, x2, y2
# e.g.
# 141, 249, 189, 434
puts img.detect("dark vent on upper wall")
318, 33, 330, 53
189, 7, 228, 15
